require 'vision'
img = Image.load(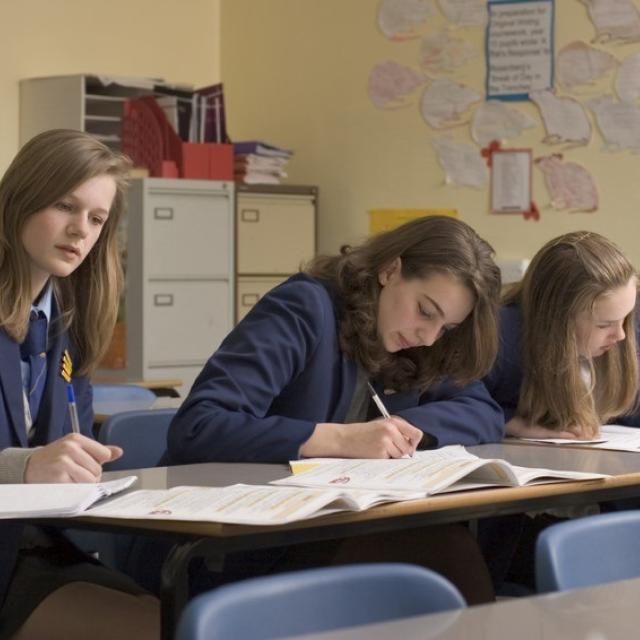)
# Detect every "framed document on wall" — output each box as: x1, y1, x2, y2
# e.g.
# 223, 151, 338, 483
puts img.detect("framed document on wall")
490, 148, 532, 214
